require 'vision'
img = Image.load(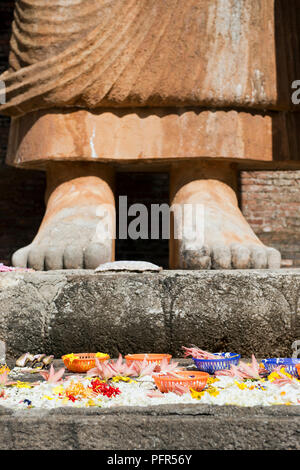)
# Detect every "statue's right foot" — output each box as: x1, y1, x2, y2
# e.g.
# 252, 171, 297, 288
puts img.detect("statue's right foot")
170, 162, 281, 270
12, 163, 115, 270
